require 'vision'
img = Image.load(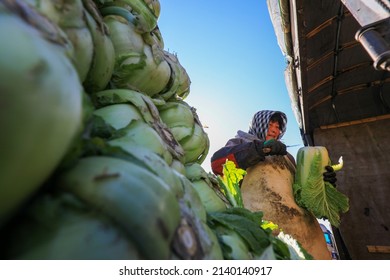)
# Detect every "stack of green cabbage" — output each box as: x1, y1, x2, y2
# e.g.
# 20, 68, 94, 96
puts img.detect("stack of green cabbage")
0, 0, 83, 227
0, 0, 301, 260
